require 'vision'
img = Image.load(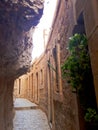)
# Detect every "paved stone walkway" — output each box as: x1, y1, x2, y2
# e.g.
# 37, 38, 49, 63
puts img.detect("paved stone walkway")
13, 98, 50, 130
